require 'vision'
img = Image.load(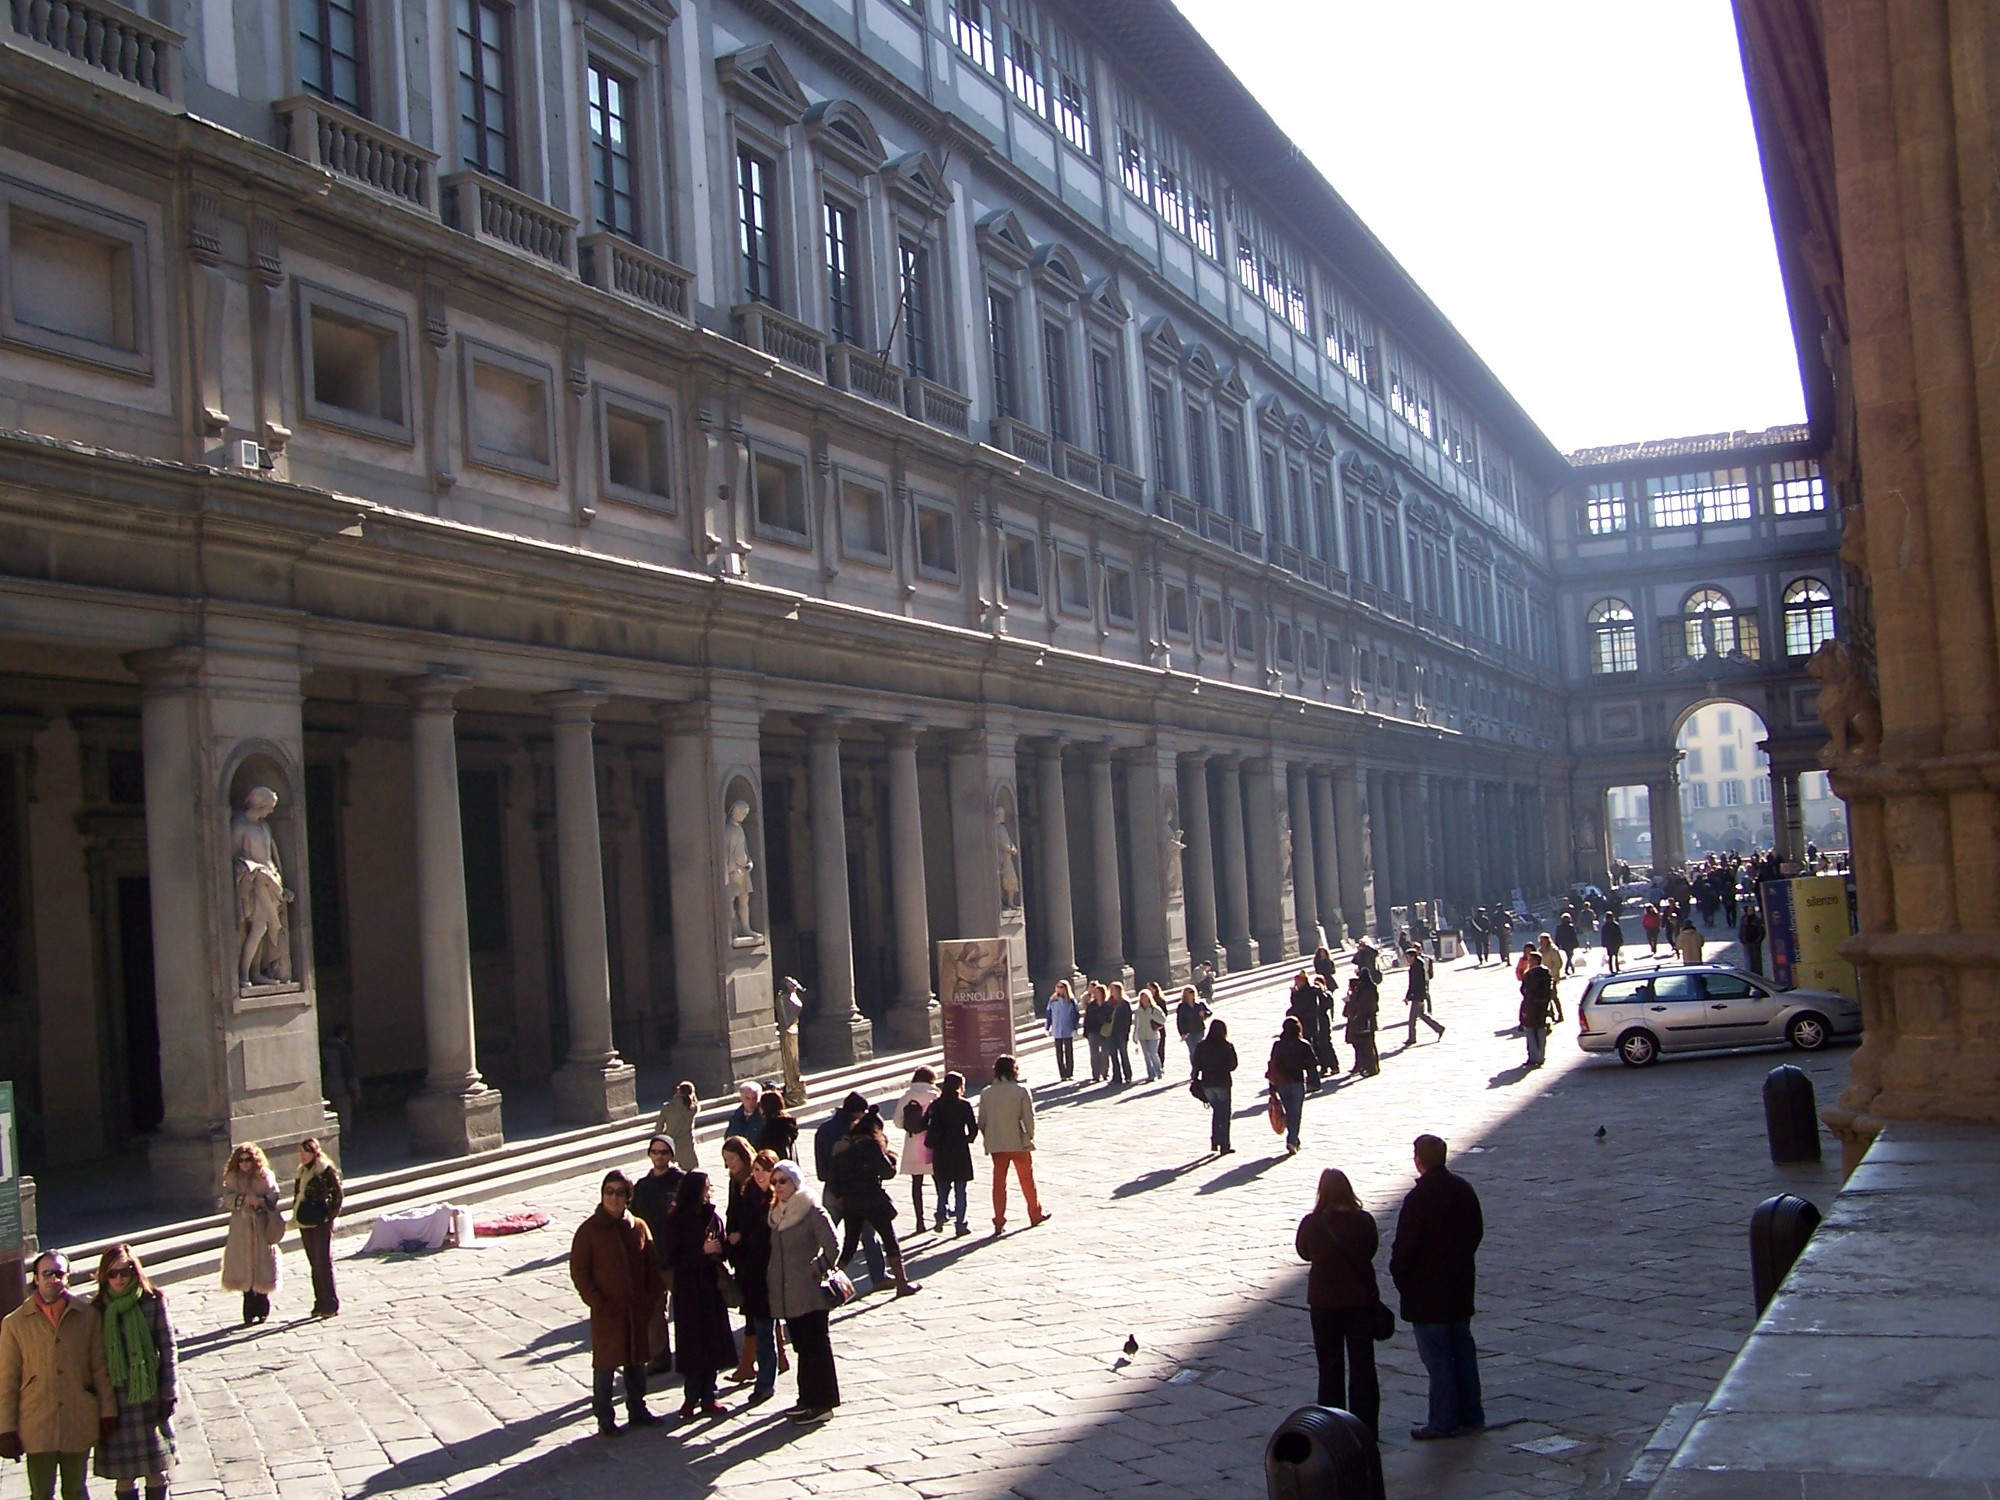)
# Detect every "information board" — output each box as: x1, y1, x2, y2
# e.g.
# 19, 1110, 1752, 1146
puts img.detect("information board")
1763, 876, 1858, 997
937, 938, 1015, 1087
